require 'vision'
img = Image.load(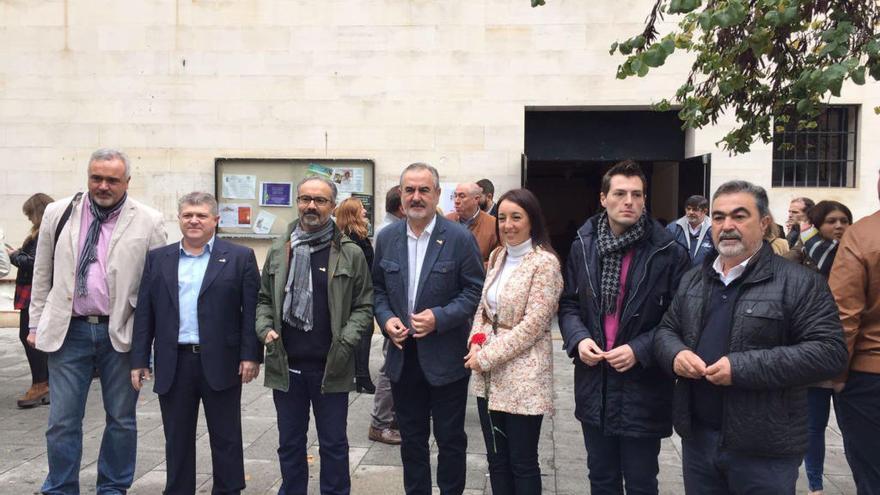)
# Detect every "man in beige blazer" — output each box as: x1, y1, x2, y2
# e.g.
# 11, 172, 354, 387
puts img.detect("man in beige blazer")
28, 148, 166, 495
